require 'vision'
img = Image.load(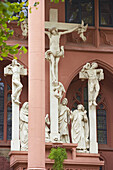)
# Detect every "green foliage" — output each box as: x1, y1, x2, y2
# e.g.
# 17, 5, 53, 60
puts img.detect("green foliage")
51, 0, 65, 3
0, 0, 63, 61
29, 1, 40, 13
48, 147, 67, 170
0, 0, 28, 60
